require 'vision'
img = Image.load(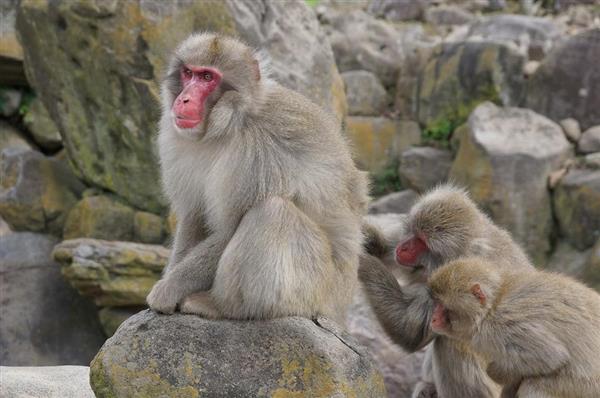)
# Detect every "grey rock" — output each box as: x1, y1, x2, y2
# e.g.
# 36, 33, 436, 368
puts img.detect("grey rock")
367, 0, 430, 21
23, 98, 62, 151
584, 153, 600, 169
450, 102, 572, 264
559, 117, 582, 142
0, 232, 105, 365
342, 70, 388, 116
369, 189, 419, 214
90, 311, 386, 397
133, 211, 165, 244
0, 366, 94, 398
526, 29, 600, 130
582, 238, 600, 292
553, 169, 600, 250
98, 307, 141, 337
0, 121, 31, 152
545, 240, 591, 279
0, 0, 27, 85
399, 147, 453, 193
0, 88, 22, 117
424, 5, 474, 26
578, 125, 600, 154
